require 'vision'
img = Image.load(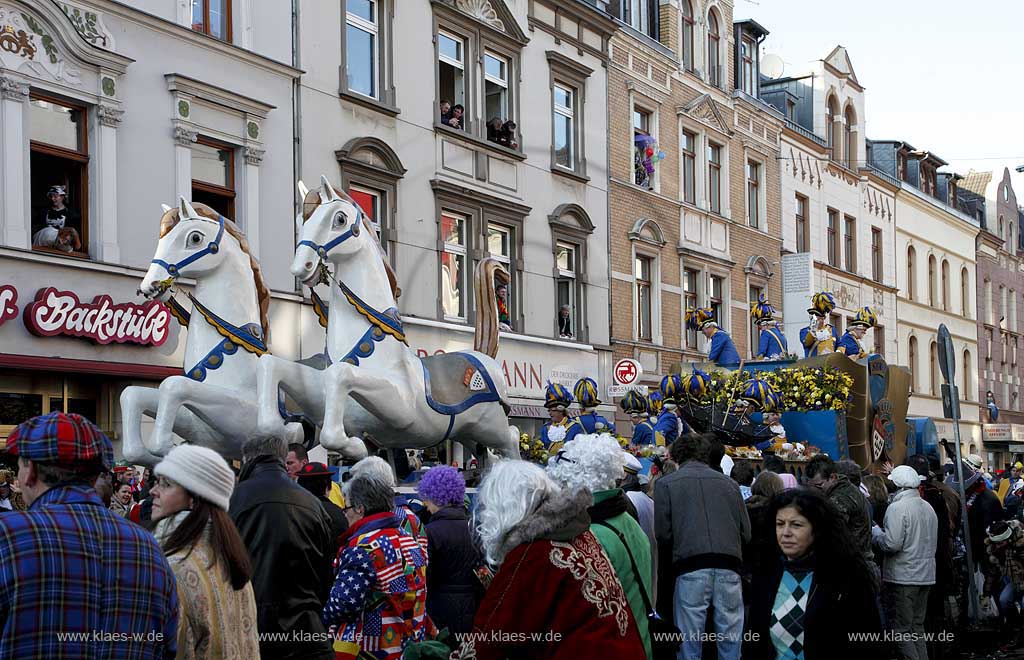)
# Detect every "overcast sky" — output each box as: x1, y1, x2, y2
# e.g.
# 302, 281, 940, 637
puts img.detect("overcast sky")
736, 0, 1024, 199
